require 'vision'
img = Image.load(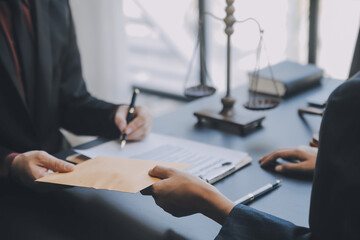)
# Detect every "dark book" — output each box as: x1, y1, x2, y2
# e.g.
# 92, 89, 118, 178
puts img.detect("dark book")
248, 60, 323, 97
